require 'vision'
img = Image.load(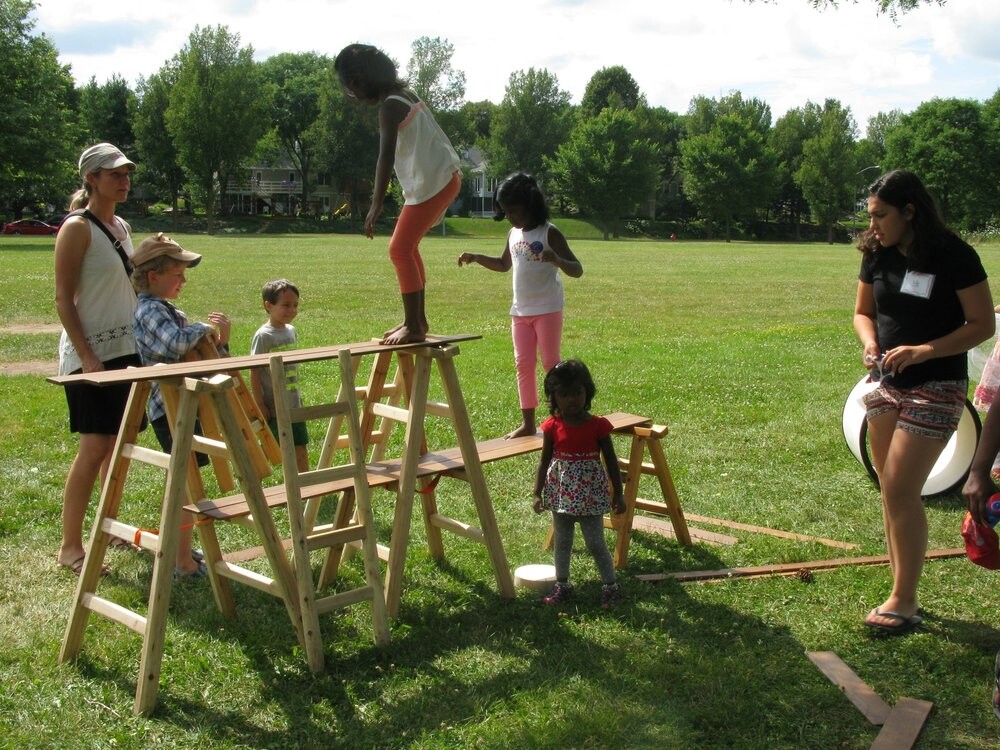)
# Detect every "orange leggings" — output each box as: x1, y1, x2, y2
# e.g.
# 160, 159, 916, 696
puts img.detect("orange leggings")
389, 171, 461, 293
